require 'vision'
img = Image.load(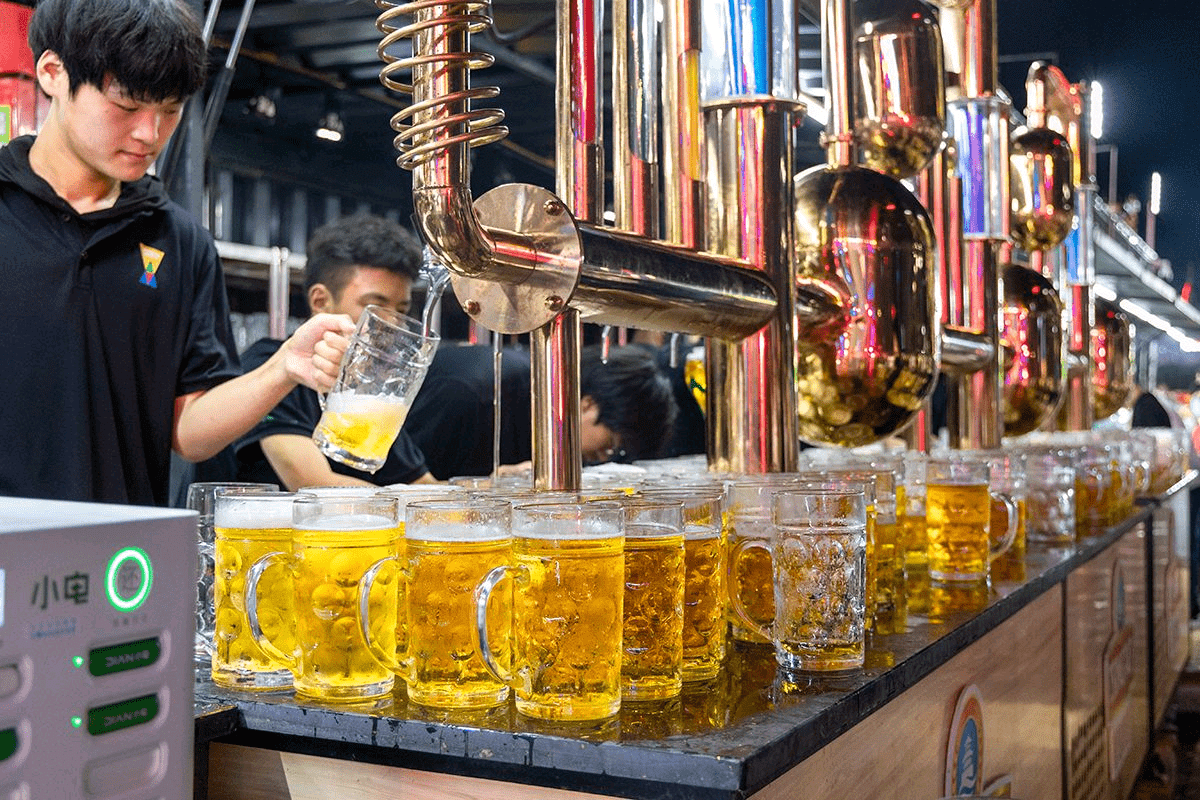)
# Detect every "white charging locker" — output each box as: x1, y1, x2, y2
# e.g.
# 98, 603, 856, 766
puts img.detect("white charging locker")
0, 497, 195, 799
